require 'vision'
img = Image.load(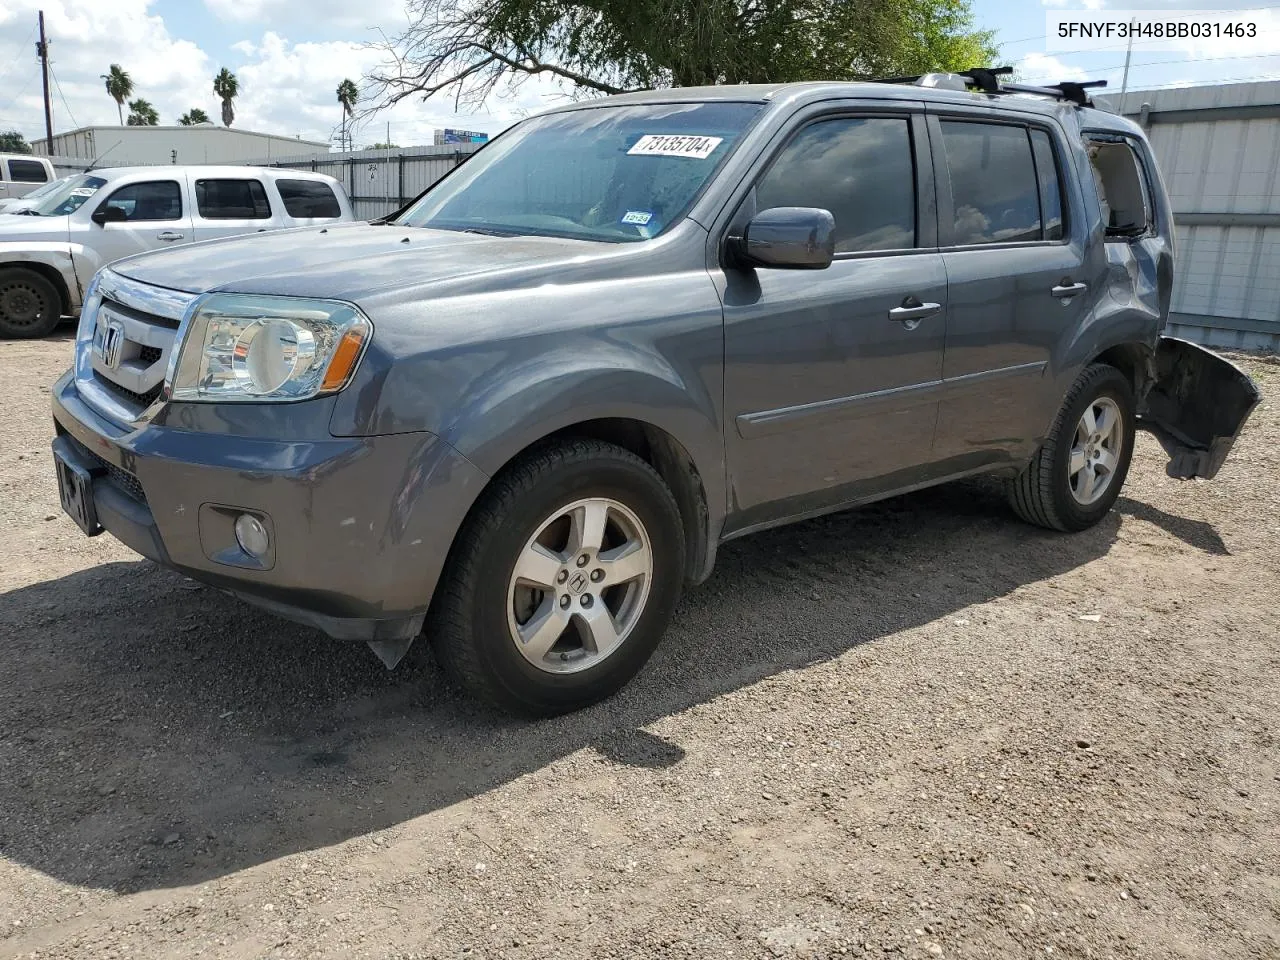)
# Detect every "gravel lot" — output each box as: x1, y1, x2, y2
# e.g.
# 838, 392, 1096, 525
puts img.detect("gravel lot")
1, 335, 1277, 960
